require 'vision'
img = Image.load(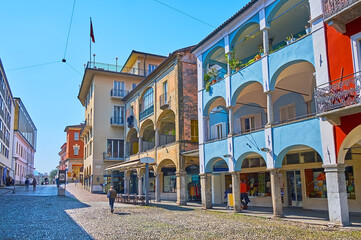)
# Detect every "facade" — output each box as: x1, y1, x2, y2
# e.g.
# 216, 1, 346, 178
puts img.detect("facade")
192, 0, 352, 226
64, 124, 84, 182
105, 46, 199, 205
13, 98, 37, 184
0, 59, 15, 186
58, 143, 66, 170
315, 0, 361, 226
78, 51, 165, 193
